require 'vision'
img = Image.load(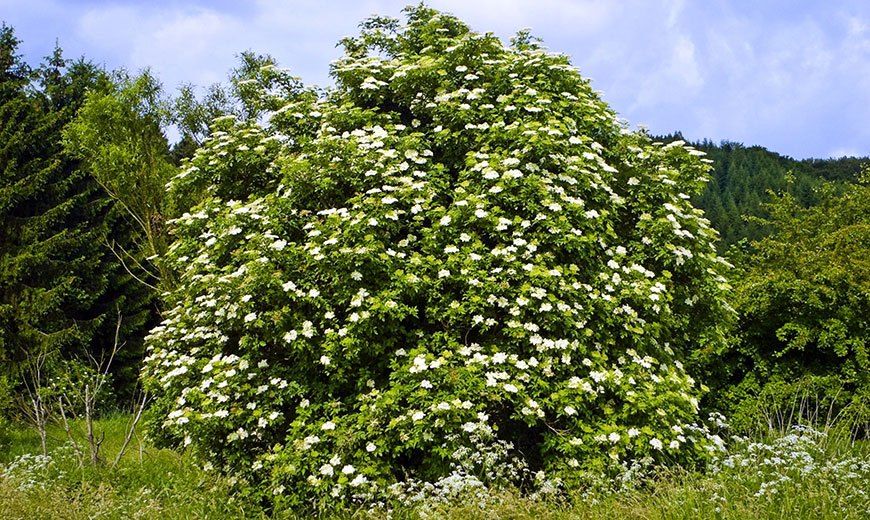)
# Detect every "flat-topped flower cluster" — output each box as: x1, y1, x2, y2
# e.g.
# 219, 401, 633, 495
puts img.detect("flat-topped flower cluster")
143, 6, 731, 509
